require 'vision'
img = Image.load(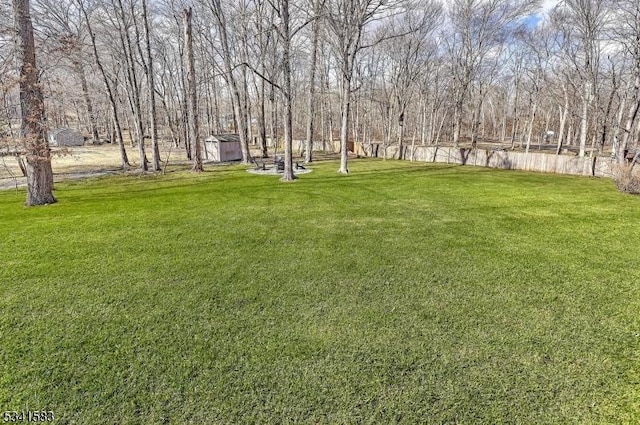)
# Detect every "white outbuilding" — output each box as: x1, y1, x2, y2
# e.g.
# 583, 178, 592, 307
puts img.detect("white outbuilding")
204, 134, 243, 162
